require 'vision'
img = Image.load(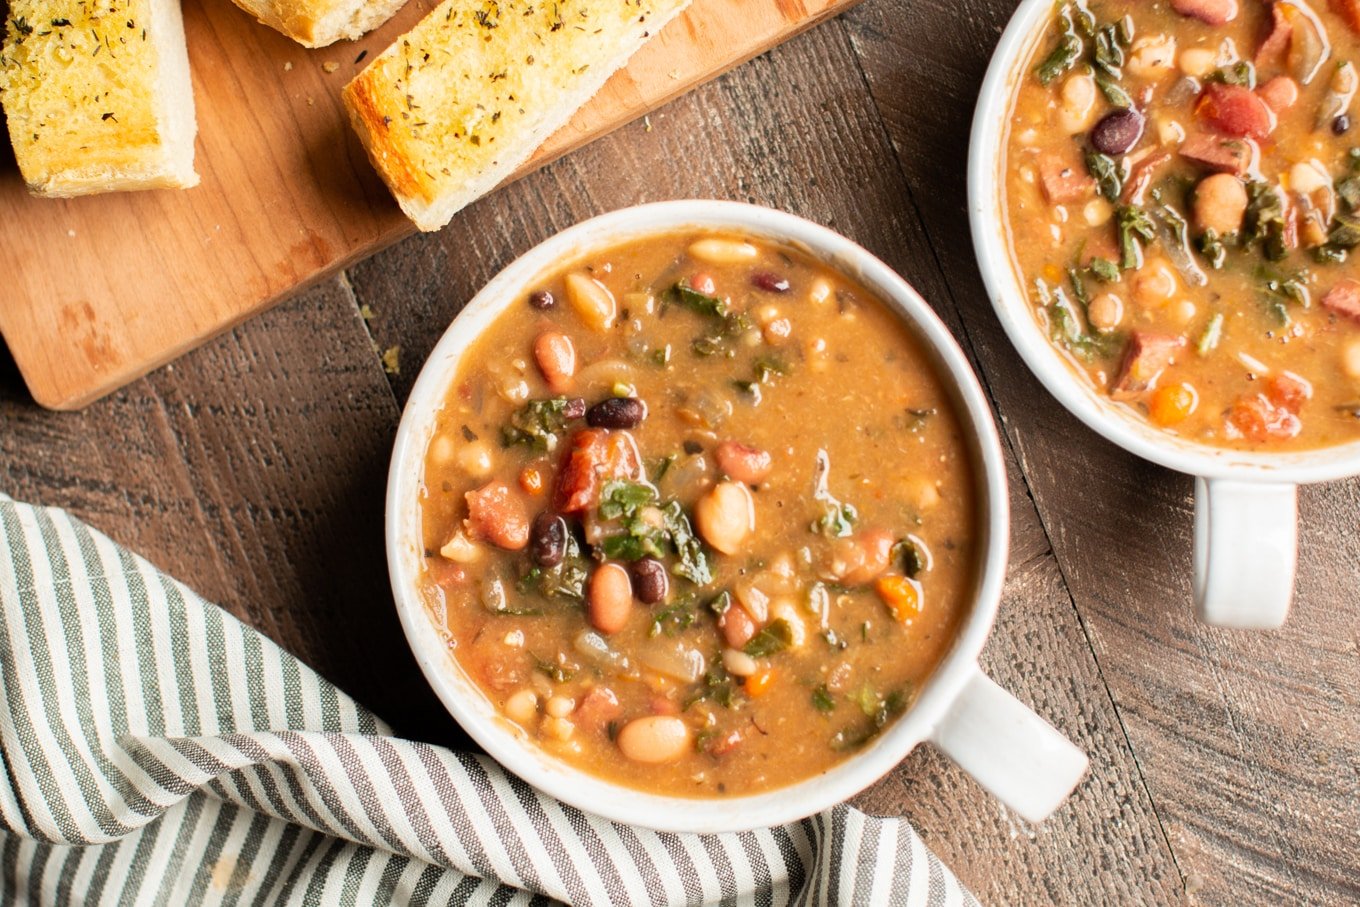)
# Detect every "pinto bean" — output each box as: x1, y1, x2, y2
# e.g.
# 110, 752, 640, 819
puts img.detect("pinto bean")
715, 441, 773, 484
533, 332, 576, 393
719, 605, 757, 649
588, 563, 633, 635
